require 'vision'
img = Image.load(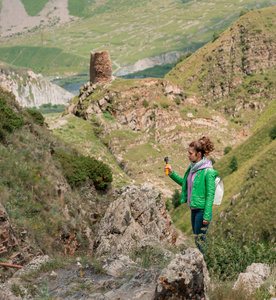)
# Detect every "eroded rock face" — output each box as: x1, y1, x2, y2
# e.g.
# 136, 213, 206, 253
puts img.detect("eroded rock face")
0, 203, 18, 257
154, 248, 210, 300
94, 185, 177, 256
234, 263, 271, 293
90, 51, 113, 84
0, 67, 73, 107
